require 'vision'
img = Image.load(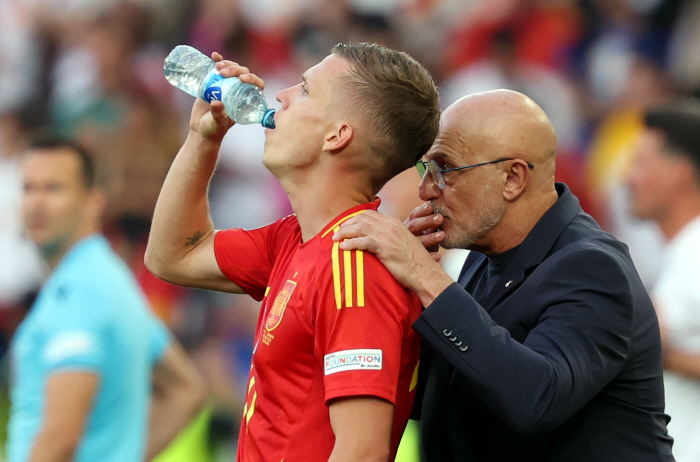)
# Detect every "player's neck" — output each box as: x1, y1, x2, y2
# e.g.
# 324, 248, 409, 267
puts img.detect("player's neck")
285, 175, 374, 243
42, 226, 99, 272
657, 194, 700, 241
